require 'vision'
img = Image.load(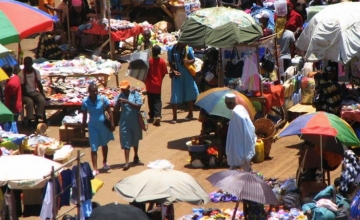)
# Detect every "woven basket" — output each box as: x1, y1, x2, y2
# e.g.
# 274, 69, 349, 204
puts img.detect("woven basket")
254, 118, 276, 157
254, 118, 276, 139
